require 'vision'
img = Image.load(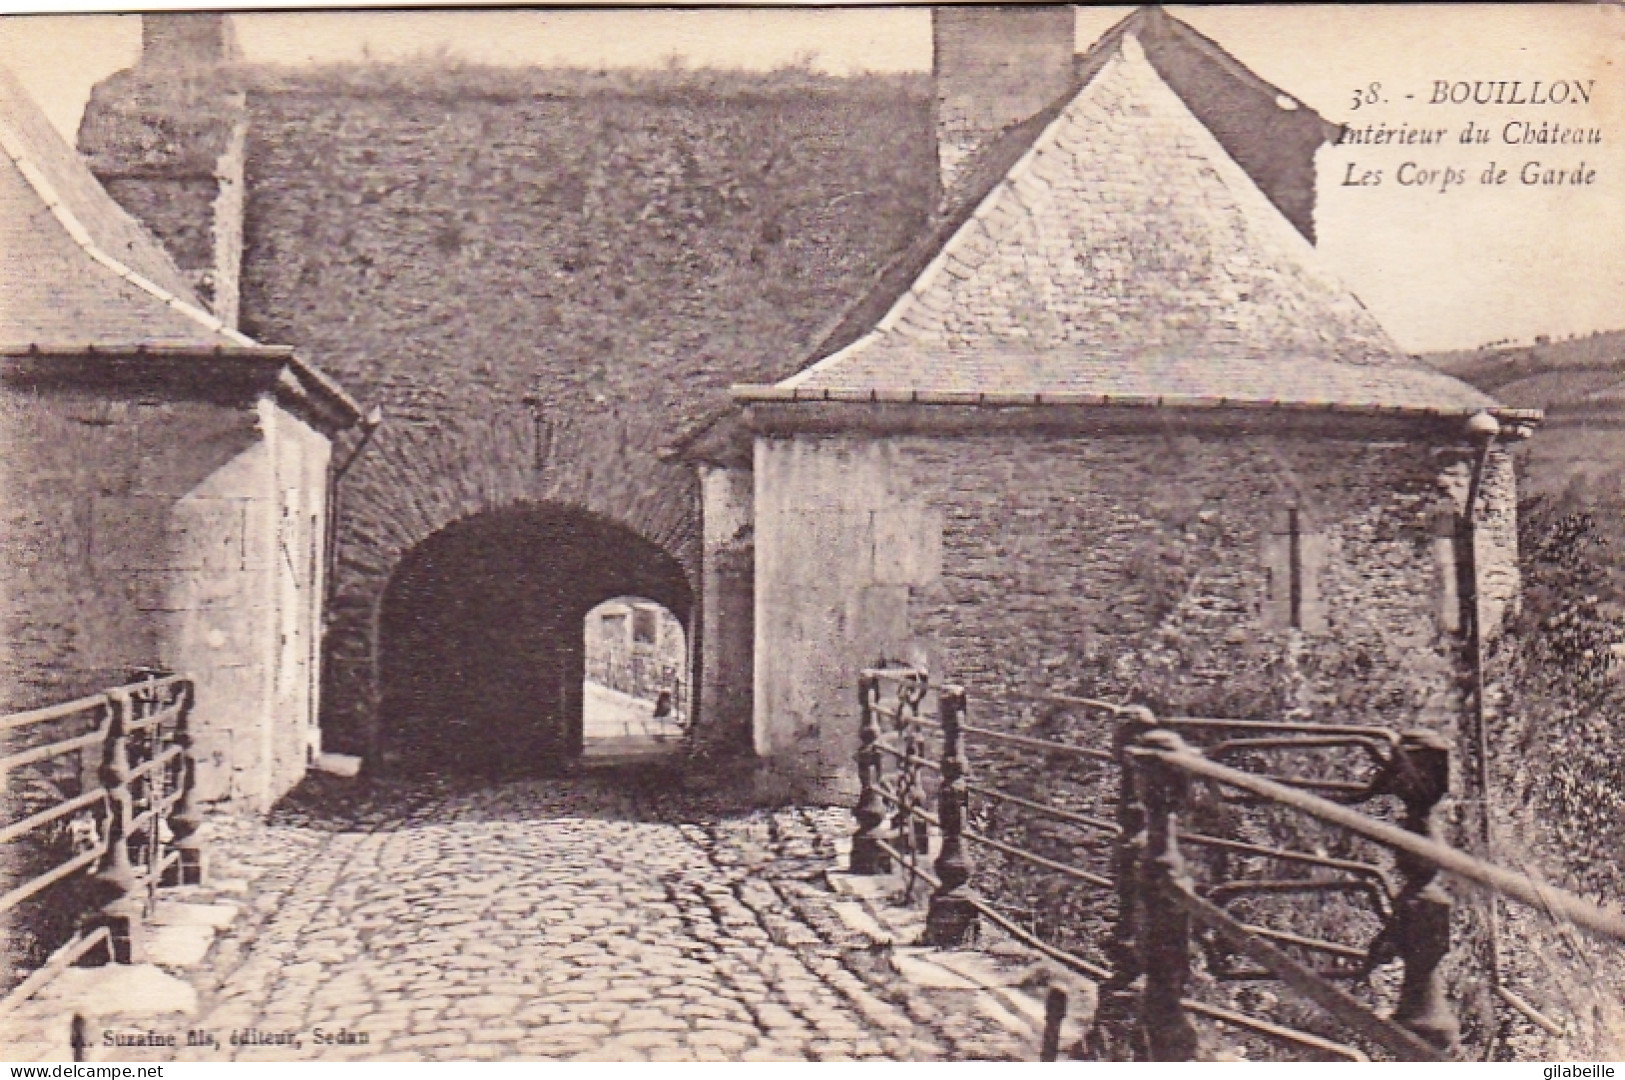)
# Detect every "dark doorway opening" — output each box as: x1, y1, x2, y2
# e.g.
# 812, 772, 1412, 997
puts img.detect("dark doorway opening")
378, 504, 692, 776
